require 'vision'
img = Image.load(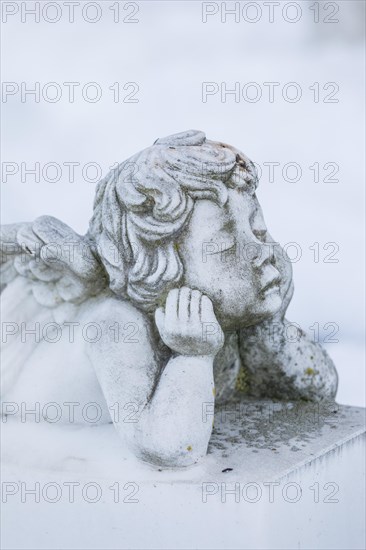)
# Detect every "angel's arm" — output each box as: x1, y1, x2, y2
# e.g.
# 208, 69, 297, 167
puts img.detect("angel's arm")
239, 237, 338, 402
239, 318, 338, 402
85, 292, 221, 468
